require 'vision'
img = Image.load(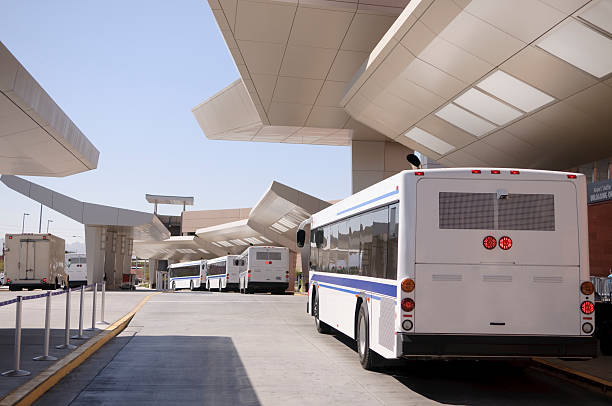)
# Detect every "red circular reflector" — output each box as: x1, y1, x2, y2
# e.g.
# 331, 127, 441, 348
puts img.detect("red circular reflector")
499, 236, 512, 250
483, 236, 497, 250
581, 301, 595, 314
401, 298, 415, 312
